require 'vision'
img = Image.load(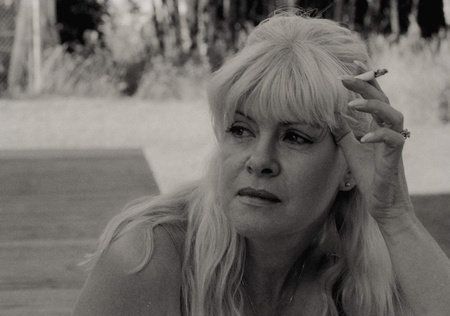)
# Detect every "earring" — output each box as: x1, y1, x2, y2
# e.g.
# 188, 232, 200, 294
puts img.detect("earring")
344, 182, 351, 187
